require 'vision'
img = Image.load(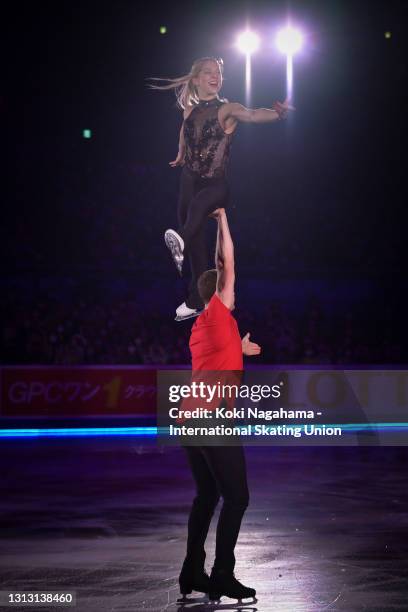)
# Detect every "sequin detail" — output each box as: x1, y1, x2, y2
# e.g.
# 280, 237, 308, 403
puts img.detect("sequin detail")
183, 99, 232, 178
